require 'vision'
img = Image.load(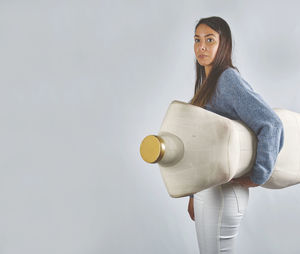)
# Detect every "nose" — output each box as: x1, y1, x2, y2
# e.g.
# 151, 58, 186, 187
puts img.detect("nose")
196, 41, 207, 52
